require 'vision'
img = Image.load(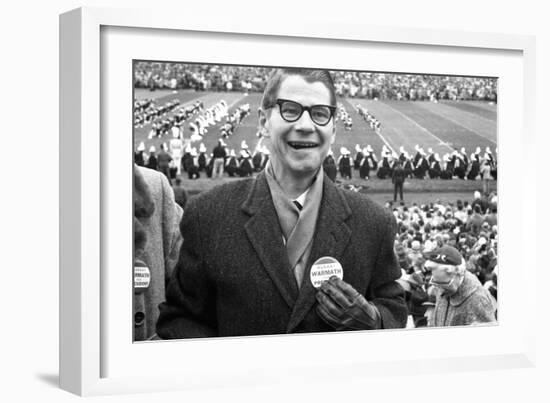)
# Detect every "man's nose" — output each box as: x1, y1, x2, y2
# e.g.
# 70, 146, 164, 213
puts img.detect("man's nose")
294, 110, 316, 131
